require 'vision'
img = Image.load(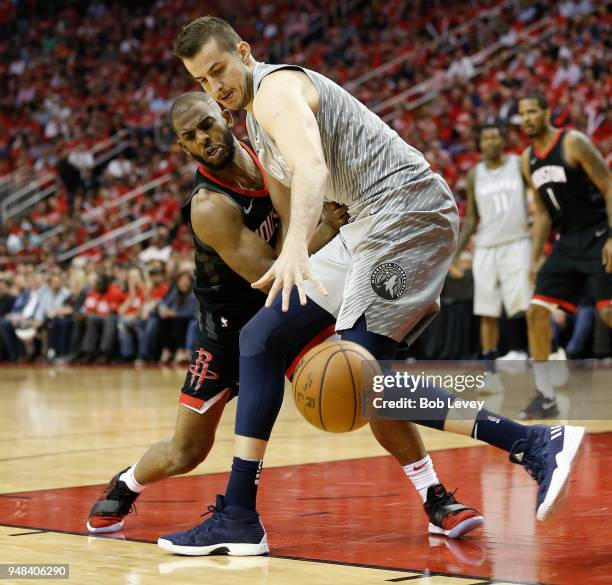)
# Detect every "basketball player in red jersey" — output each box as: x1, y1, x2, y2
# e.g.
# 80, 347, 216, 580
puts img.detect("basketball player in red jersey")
87, 91, 482, 539
519, 92, 612, 420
